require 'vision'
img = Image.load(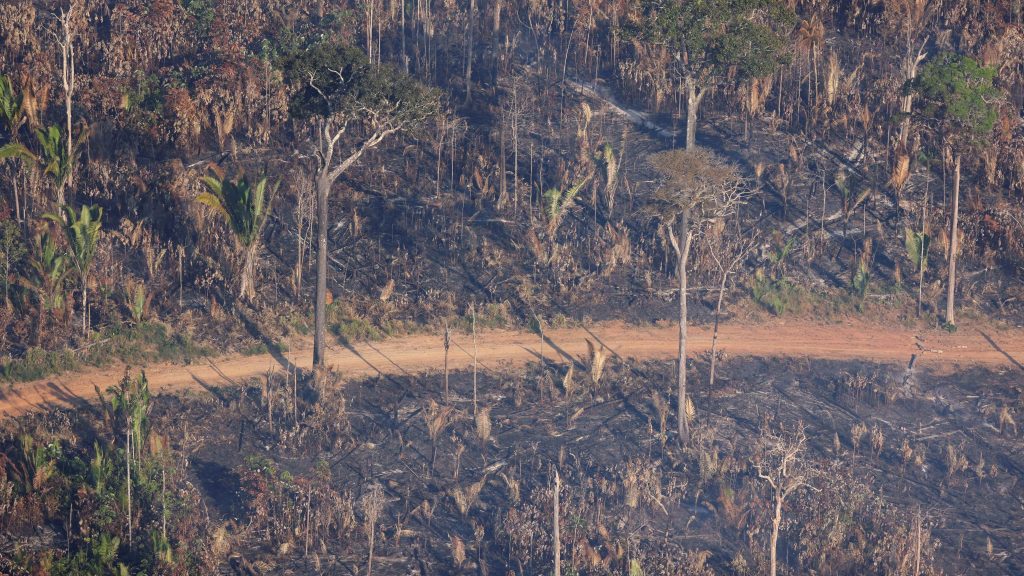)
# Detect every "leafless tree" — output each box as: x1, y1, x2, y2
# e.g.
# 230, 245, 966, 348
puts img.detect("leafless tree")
706, 232, 759, 389
753, 423, 817, 576
54, 1, 79, 206
648, 148, 747, 444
